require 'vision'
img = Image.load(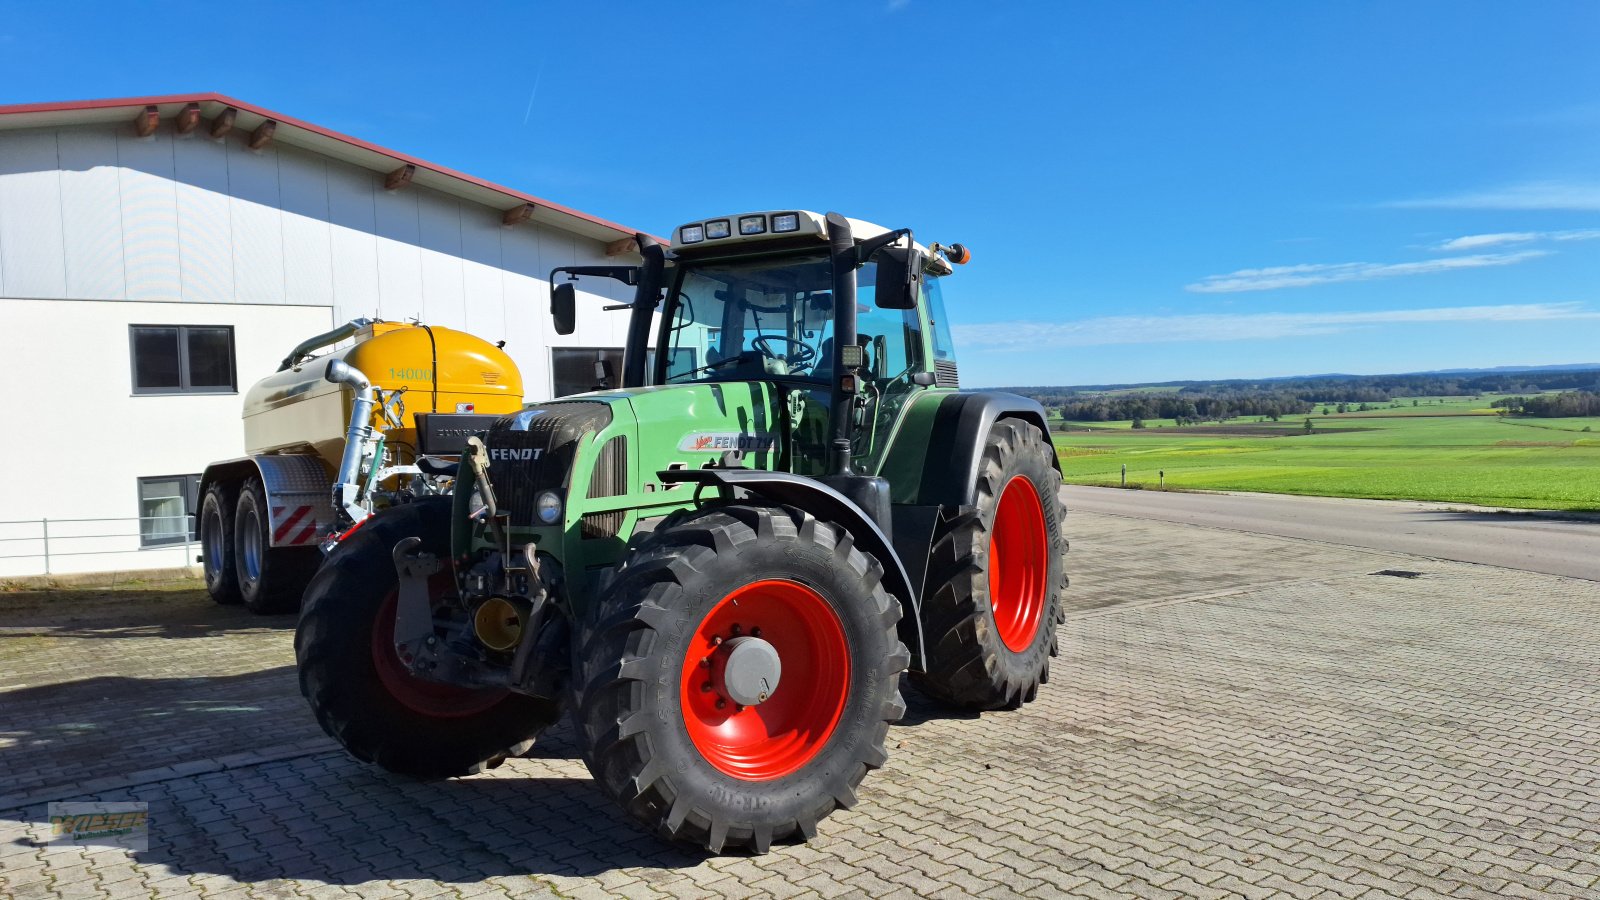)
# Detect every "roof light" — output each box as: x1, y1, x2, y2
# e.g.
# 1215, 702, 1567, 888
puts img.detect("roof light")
771, 213, 800, 233
705, 219, 731, 239
680, 224, 705, 244
739, 215, 766, 235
